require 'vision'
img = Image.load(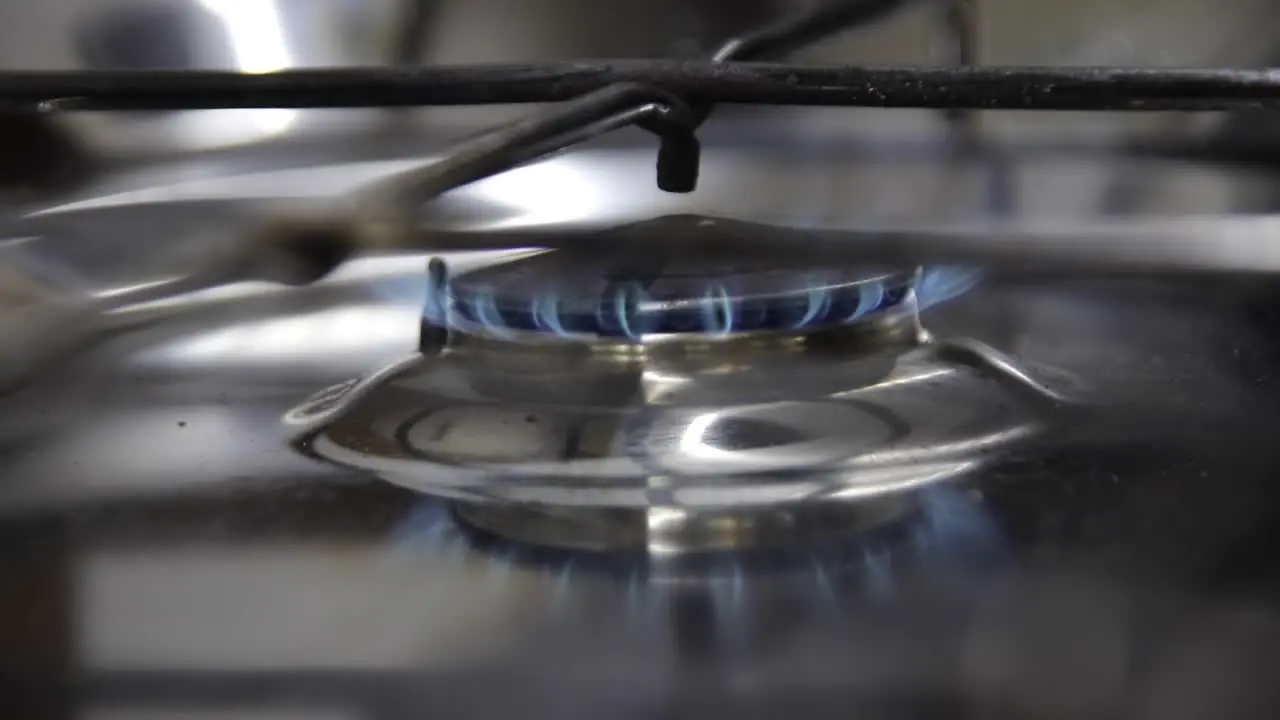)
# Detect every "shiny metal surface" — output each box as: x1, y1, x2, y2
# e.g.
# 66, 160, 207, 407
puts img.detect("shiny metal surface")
0, 232, 1279, 717
282, 242, 1060, 551
290, 317, 1046, 507
1, 256, 1278, 717
2, 105, 1280, 720
5, 1, 1280, 717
